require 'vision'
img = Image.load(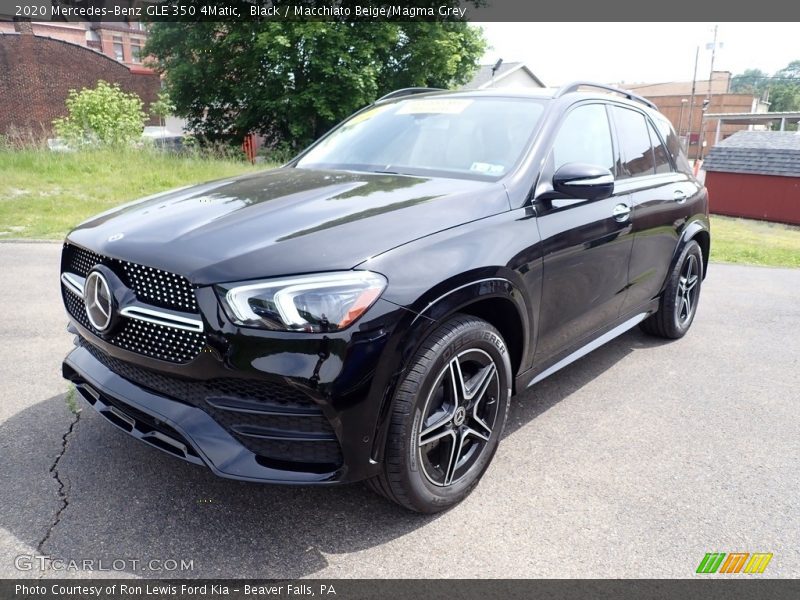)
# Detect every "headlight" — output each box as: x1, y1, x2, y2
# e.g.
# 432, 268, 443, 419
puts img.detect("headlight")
216, 271, 387, 332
